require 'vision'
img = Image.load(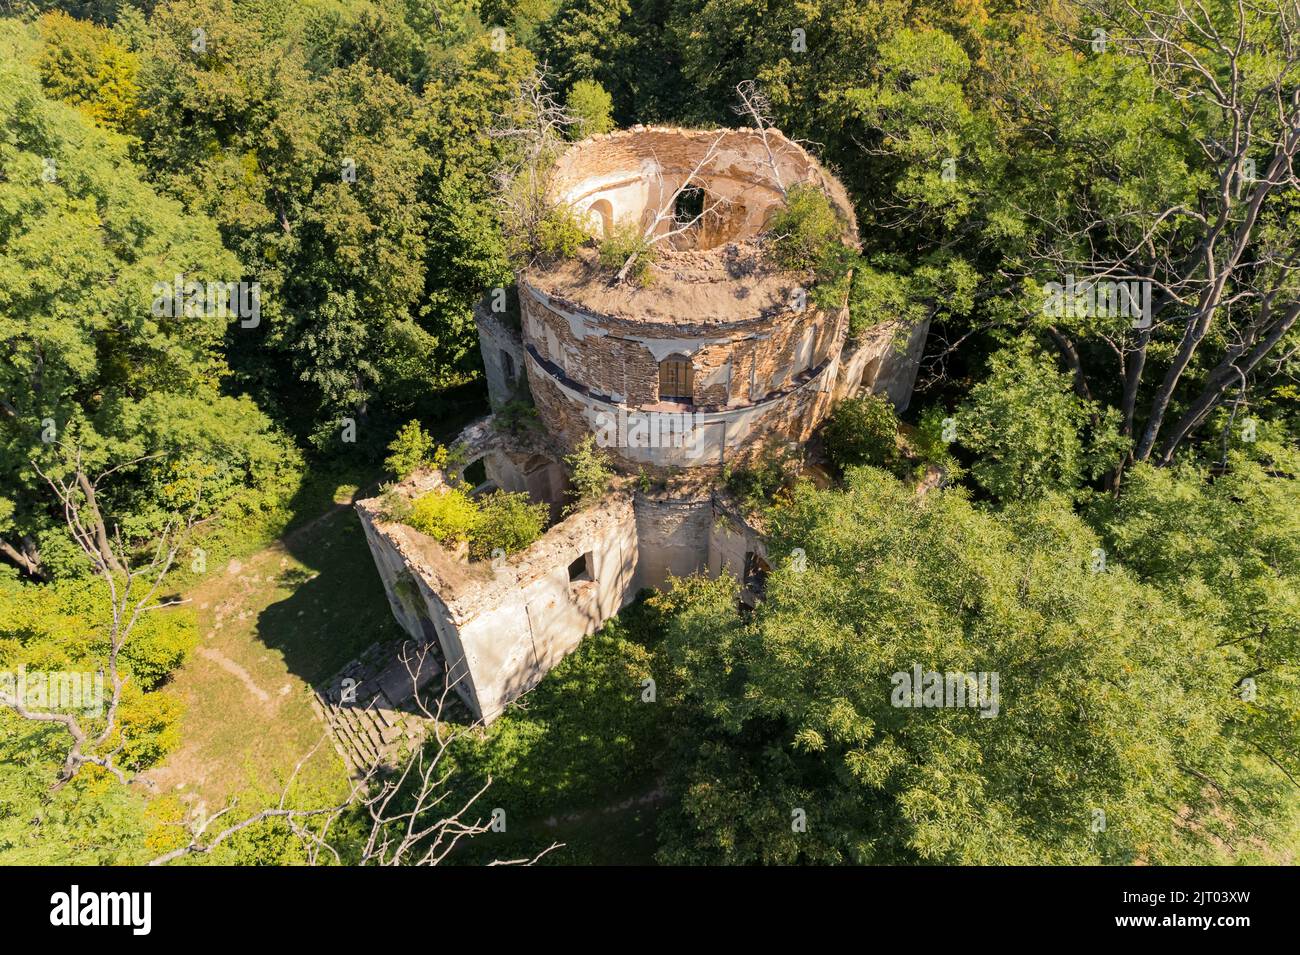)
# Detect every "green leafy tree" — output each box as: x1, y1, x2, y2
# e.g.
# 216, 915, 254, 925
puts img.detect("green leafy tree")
133, 0, 436, 437
1091, 447, 1300, 798
416, 32, 536, 380
956, 342, 1126, 503
655, 467, 1290, 864
565, 77, 614, 138
537, 0, 630, 88
823, 394, 900, 473
0, 22, 297, 578
36, 10, 142, 133
383, 420, 444, 480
